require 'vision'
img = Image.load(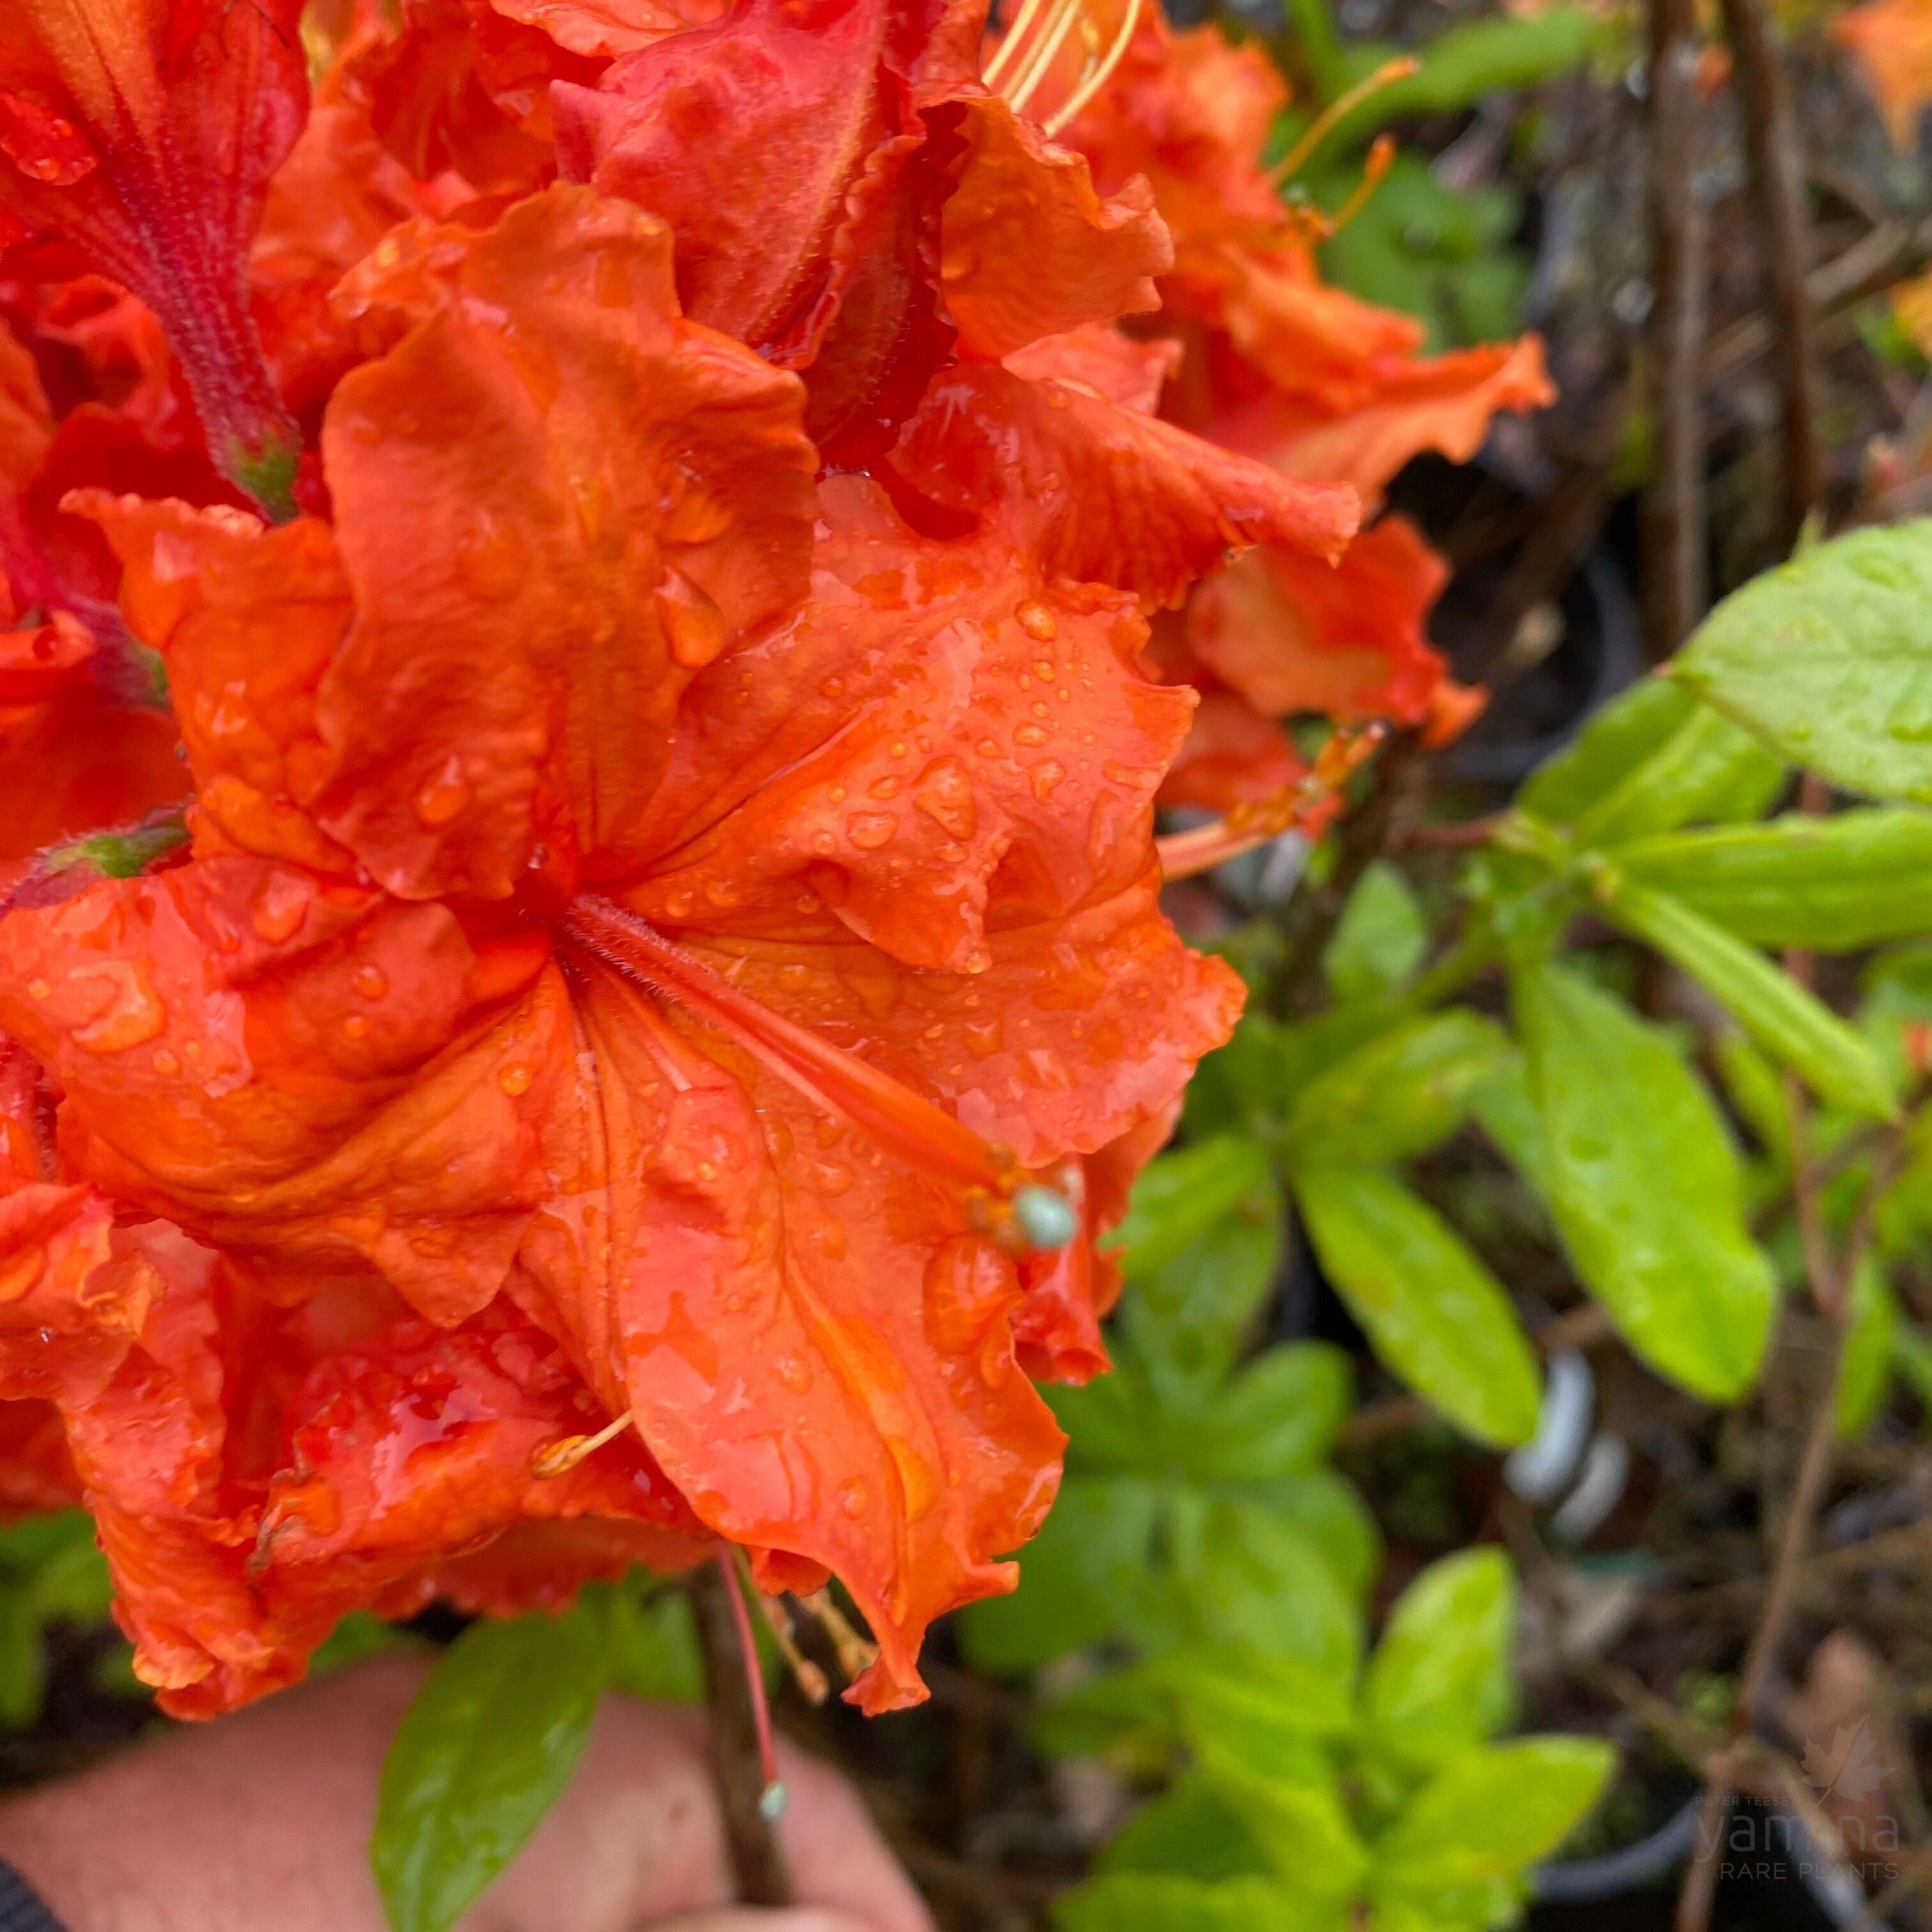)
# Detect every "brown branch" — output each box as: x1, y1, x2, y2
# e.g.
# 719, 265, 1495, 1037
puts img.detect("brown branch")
1264, 730, 1417, 1016
688, 1557, 794, 1908
1718, 0, 1823, 548
1642, 0, 1708, 660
